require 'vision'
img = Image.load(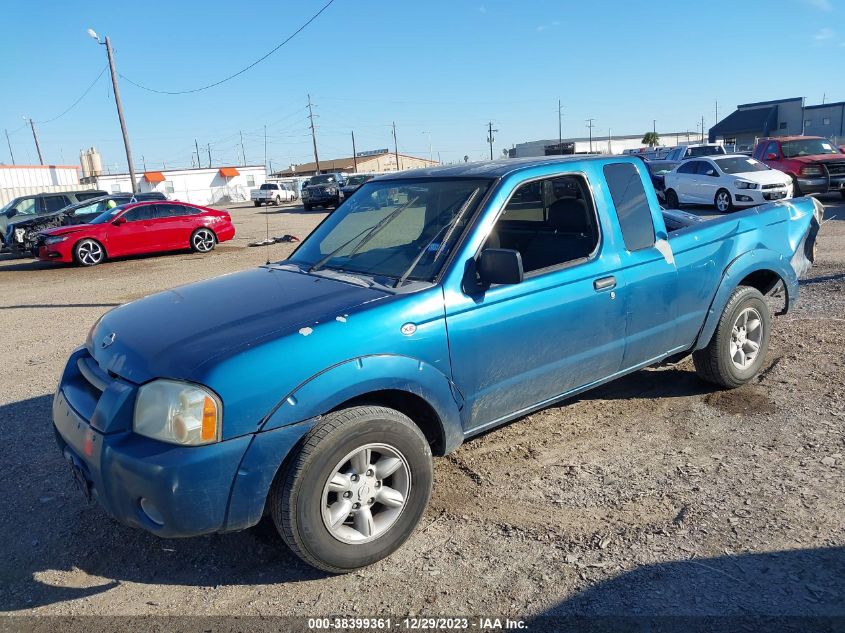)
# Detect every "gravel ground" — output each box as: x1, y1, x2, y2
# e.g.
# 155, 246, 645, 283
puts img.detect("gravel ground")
0, 196, 843, 620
